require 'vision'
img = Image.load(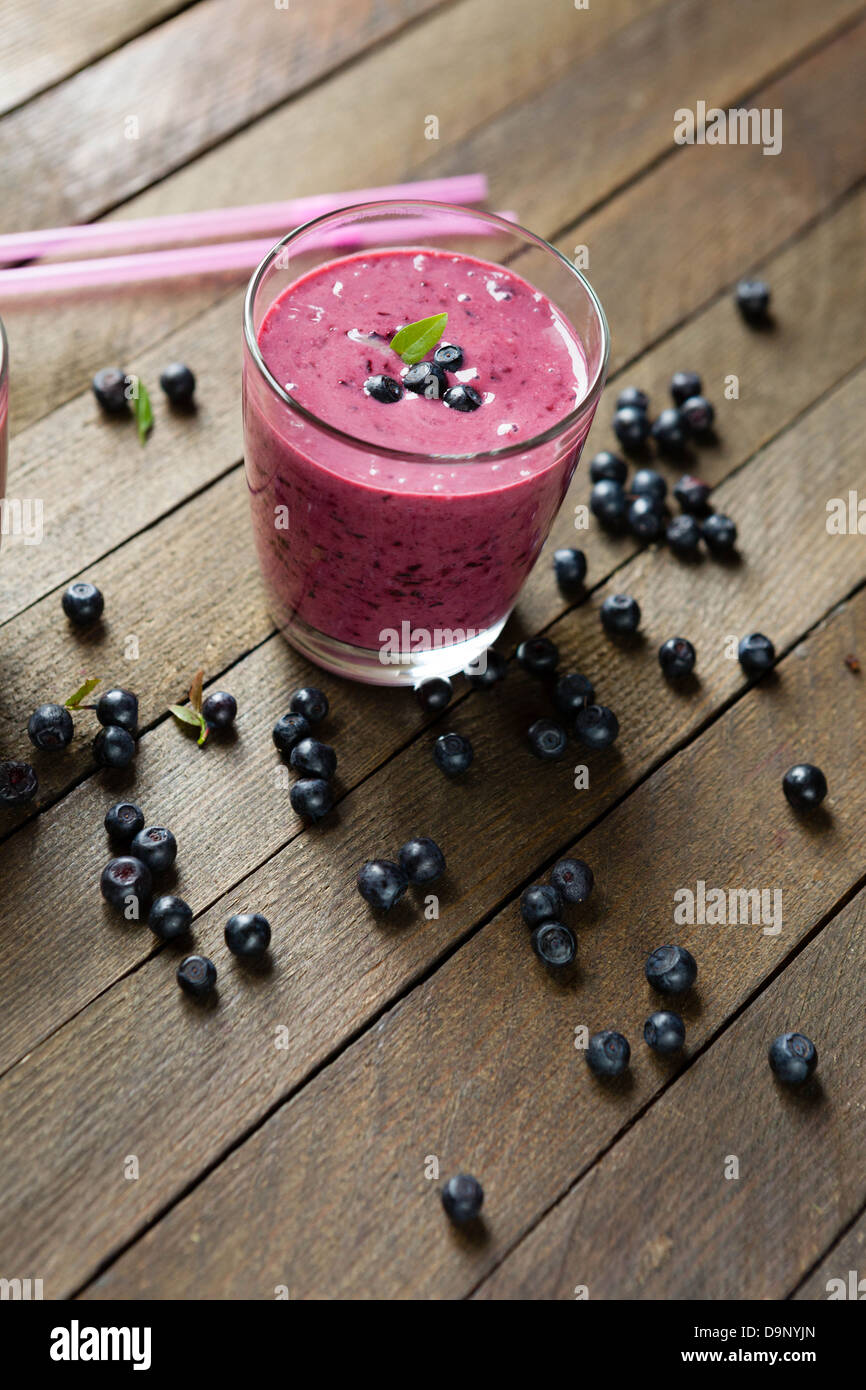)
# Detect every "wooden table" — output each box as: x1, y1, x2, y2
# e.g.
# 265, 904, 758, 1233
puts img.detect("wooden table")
1, 0, 864, 1302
